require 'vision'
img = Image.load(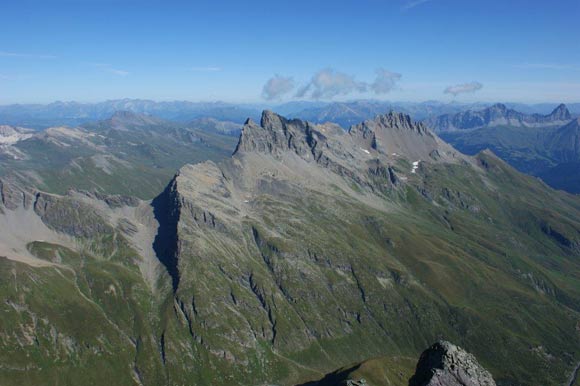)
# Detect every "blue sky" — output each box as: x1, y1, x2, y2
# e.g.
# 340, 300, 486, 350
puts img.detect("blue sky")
0, 0, 579, 104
